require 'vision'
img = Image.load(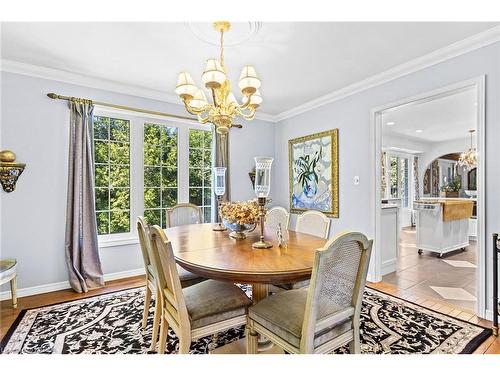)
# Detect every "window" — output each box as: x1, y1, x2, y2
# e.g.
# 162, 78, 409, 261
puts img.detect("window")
143, 123, 178, 228
92, 111, 214, 244
93, 116, 131, 235
188, 129, 213, 223
389, 155, 410, 208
